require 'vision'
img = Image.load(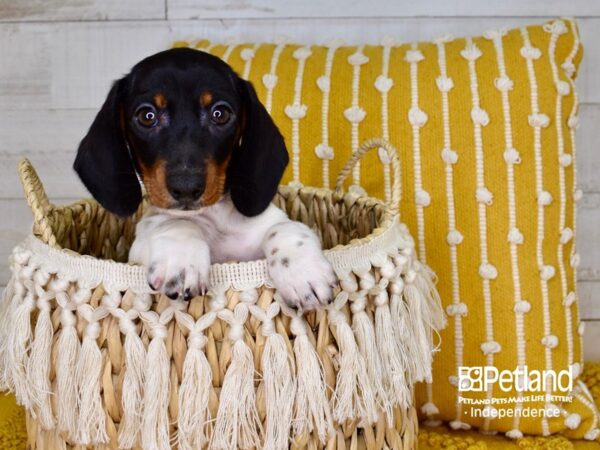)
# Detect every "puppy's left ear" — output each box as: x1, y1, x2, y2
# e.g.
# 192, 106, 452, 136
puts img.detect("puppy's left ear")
228, 78, 289, 217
